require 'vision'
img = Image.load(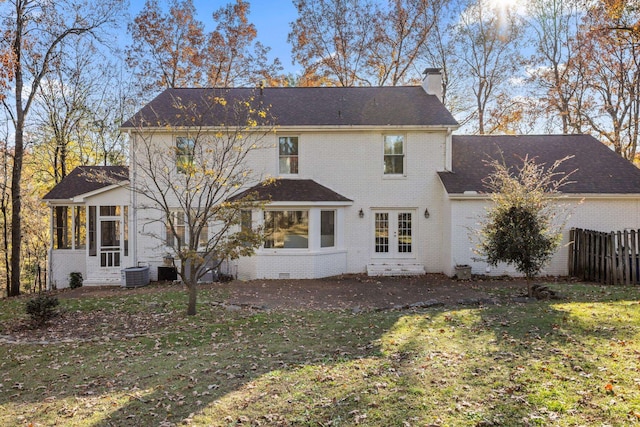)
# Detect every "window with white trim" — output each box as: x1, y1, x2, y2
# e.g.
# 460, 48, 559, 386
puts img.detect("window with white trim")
320, 210, 335, 248
165, 210, 208, 249
176, 136, 195, 174
383, 135, 405, 175
279, 136, 298, 174
264, 210, 308, 248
